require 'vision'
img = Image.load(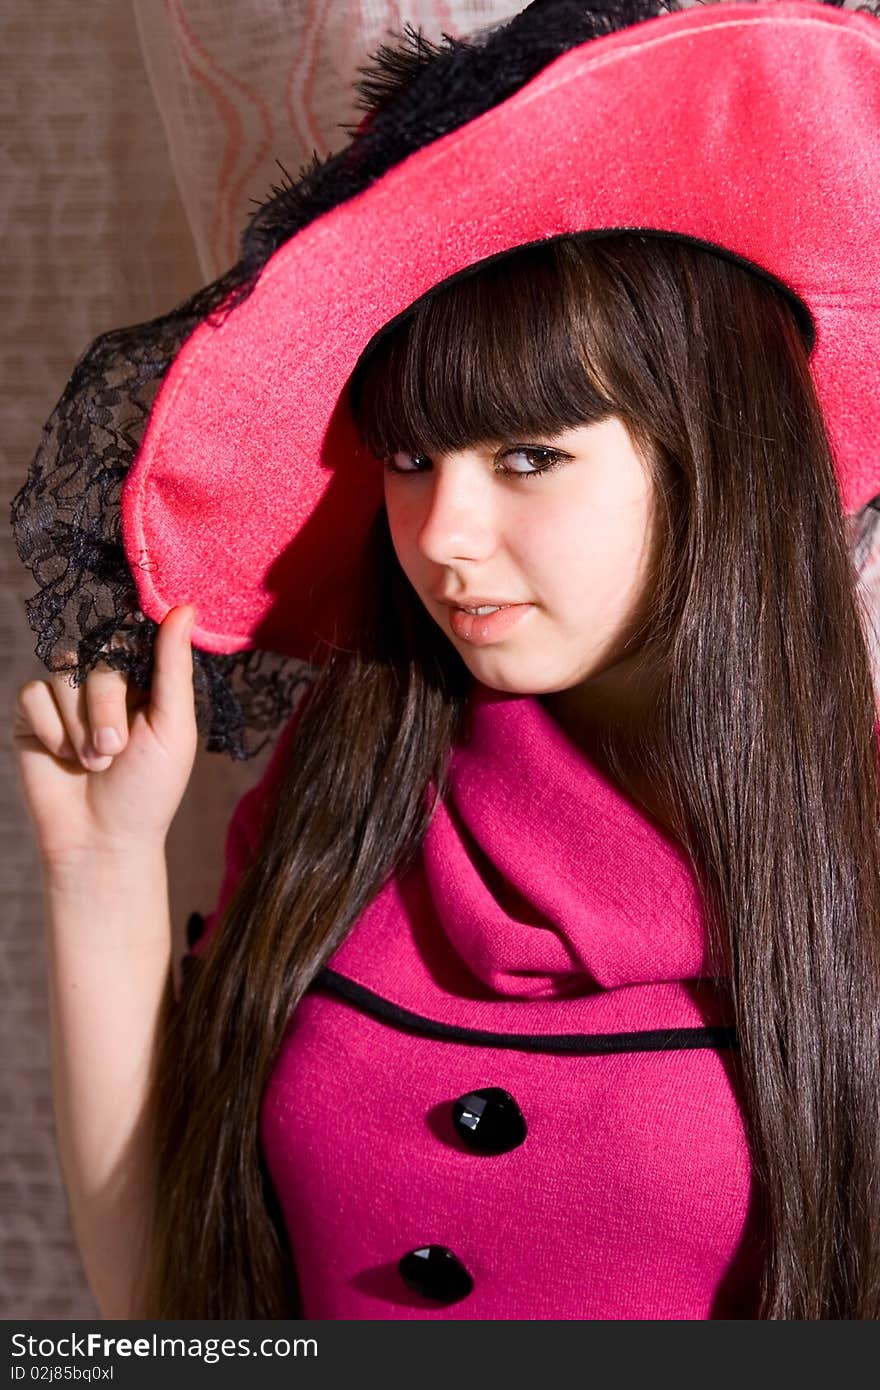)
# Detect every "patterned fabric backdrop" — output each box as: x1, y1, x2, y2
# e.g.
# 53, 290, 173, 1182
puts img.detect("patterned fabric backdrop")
3, 0, 878, 1319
